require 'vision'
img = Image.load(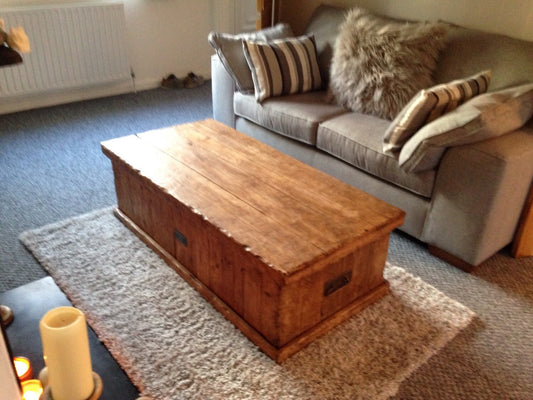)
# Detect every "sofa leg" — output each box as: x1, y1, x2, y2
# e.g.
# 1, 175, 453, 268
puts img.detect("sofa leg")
428, 245, 476, 272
